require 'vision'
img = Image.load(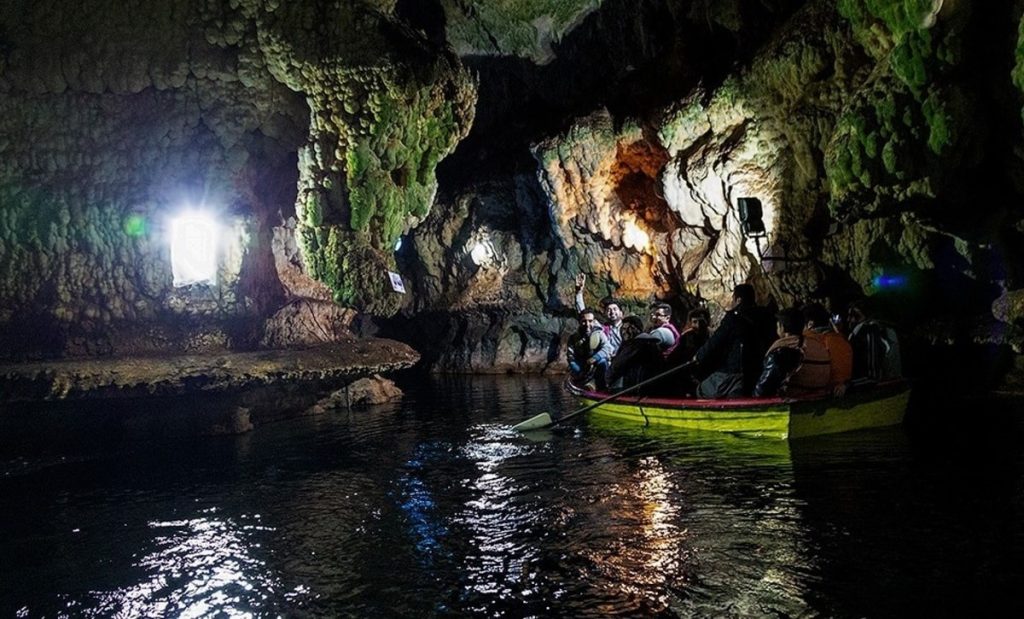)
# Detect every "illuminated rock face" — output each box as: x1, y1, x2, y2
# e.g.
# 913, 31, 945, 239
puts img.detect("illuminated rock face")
3, 0, 1024, 382
0, 1, 300, 358
534, 111, 665, 299
390, 0, 1024, 377
0, 0, 474, 359
257, 1, 476, 315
